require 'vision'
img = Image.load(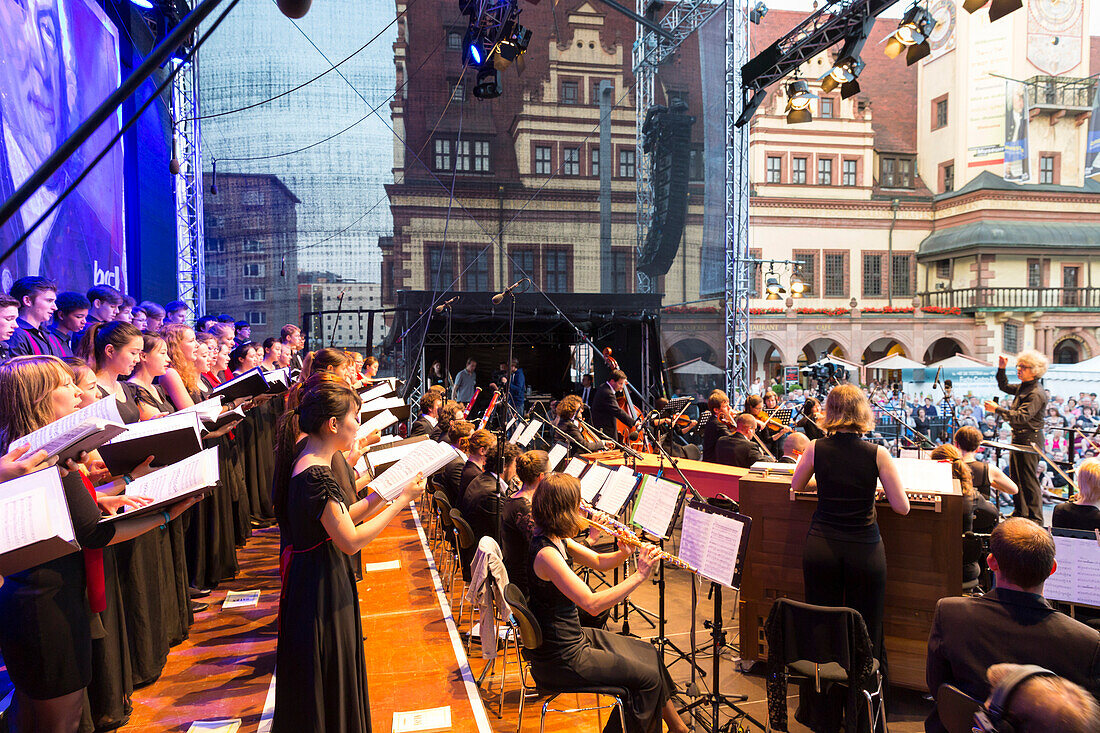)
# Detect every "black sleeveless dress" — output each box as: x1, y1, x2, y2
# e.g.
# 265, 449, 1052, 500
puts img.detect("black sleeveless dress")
273, 466, 370, 733
524, 535, 672, 733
